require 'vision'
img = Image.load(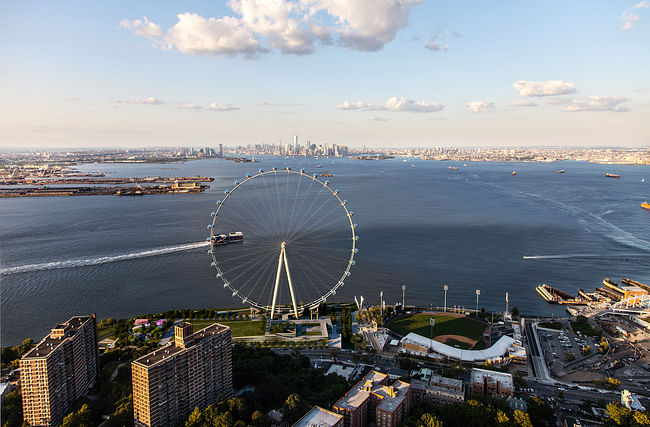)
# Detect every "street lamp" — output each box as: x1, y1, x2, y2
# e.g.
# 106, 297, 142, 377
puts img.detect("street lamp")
475, 289, 481, 318
443, 285, 449, 312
